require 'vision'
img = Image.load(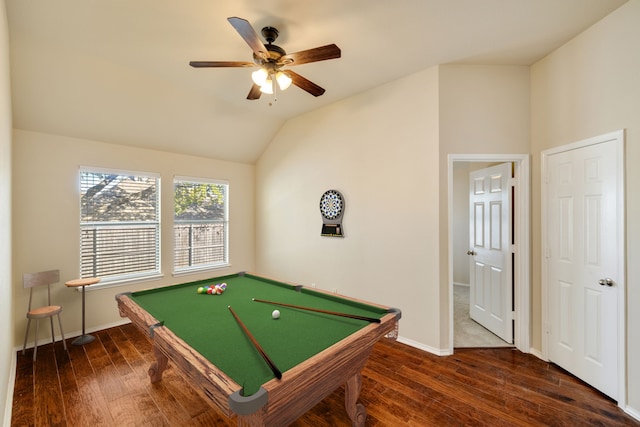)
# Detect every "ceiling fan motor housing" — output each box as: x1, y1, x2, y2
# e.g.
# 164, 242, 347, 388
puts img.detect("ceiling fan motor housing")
252, 27, 288, 66
261, 26, 279, 43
